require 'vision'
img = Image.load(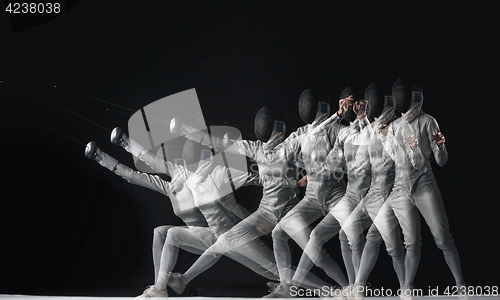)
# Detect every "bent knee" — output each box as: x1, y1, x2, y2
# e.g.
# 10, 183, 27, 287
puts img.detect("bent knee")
272, 224, 289, 241
386, 242, 405, 257
338, 230, 348, 243
366, 229, 383, 246
404, 238, 422, 252
435, 238, 455, 251
207, 252, 222, 259
165, 228, 182, 246
153, 226, 169, 244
